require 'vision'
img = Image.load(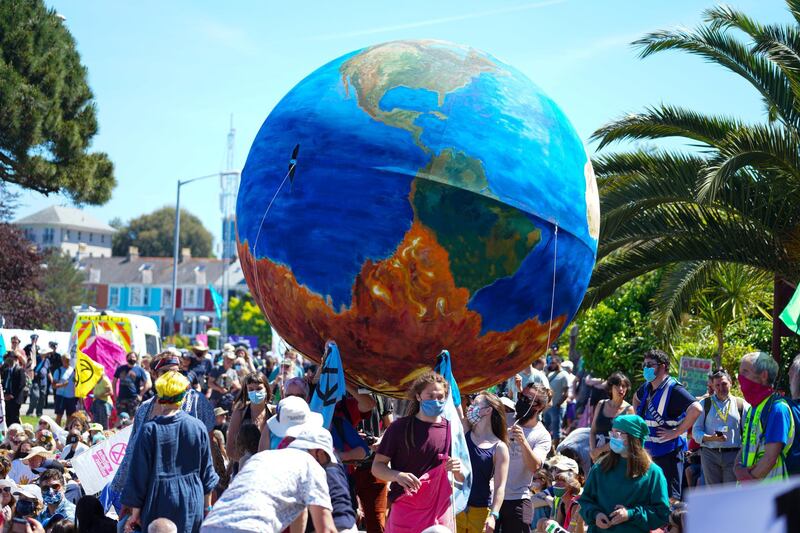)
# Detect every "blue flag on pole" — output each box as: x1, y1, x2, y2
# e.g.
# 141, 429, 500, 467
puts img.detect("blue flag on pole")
435, 349, 471, 513
209, 284, 223, 320
309, 341, 346, 429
